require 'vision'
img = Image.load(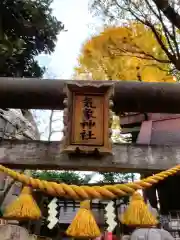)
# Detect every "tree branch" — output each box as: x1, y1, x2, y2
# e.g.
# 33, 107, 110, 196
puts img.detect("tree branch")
48, 110, 54, 141
117, 6, 175, 66
172, 20, 180, 58
111, 0, 180, 70
152, 0, 180, 30
146, 21, 178, 68
157, 7, 176, 57
108, 43, 171, 64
